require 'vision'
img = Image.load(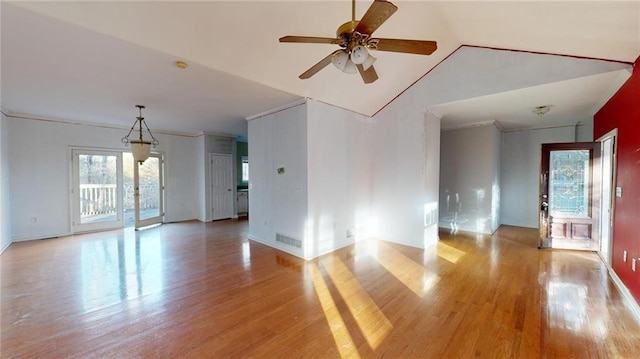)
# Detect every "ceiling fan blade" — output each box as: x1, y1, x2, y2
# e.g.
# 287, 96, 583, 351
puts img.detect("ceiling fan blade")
356, 64, 378, 84
355, 0, 398, 36
373, 38, 437, 55
299, 50, 341, 79
279, 36, 338, 44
